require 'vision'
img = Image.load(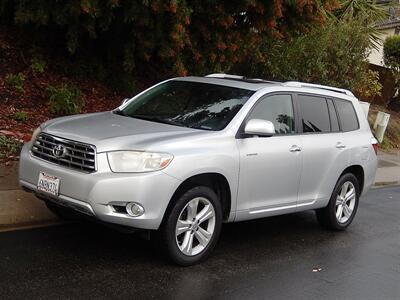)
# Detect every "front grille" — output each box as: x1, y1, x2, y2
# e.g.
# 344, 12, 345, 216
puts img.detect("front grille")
31, 133, 96, 173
